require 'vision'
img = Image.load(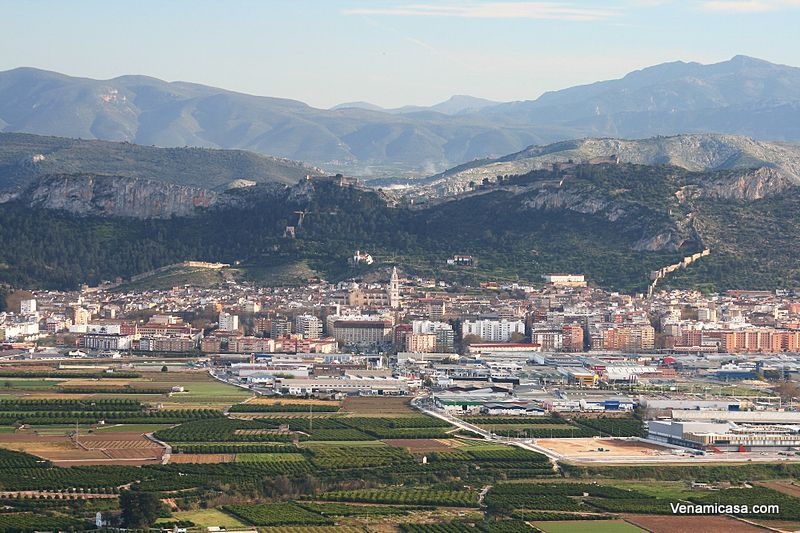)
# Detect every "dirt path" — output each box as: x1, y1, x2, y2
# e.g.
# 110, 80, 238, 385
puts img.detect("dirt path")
478, 485, 492, 507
